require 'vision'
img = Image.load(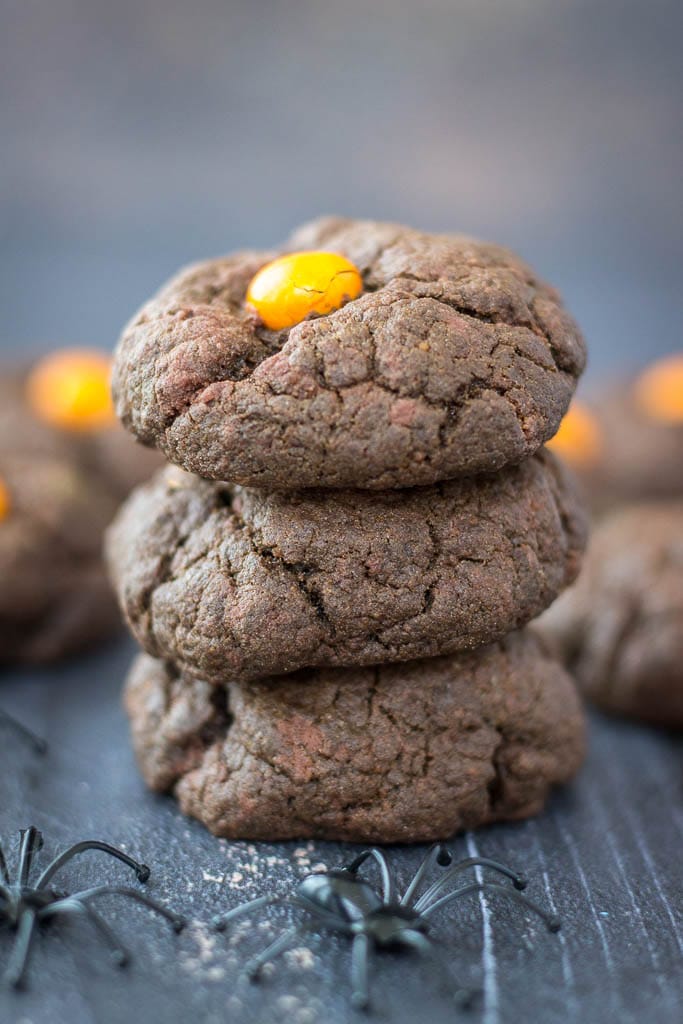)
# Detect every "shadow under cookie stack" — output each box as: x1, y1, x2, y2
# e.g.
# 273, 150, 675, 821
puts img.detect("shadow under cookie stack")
107, 217, 588, 842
